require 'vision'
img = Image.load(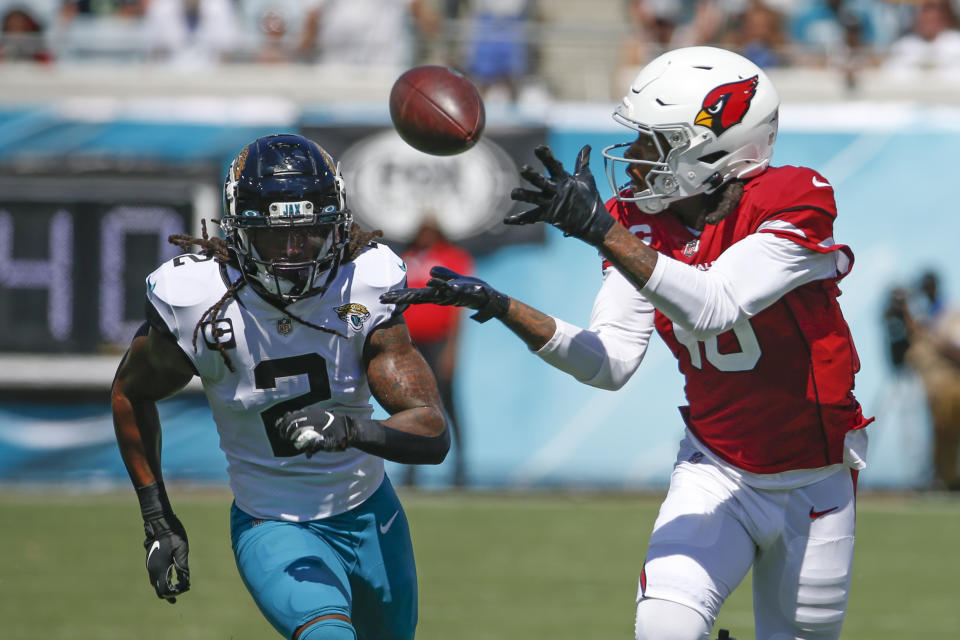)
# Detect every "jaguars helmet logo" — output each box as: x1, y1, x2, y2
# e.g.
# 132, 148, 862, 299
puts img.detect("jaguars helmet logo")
335, 303, 371, 332
233, 145, 249, 176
